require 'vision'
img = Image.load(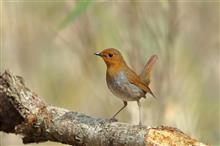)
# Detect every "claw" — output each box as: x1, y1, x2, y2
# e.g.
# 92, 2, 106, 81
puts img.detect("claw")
109, 118, 118, 122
